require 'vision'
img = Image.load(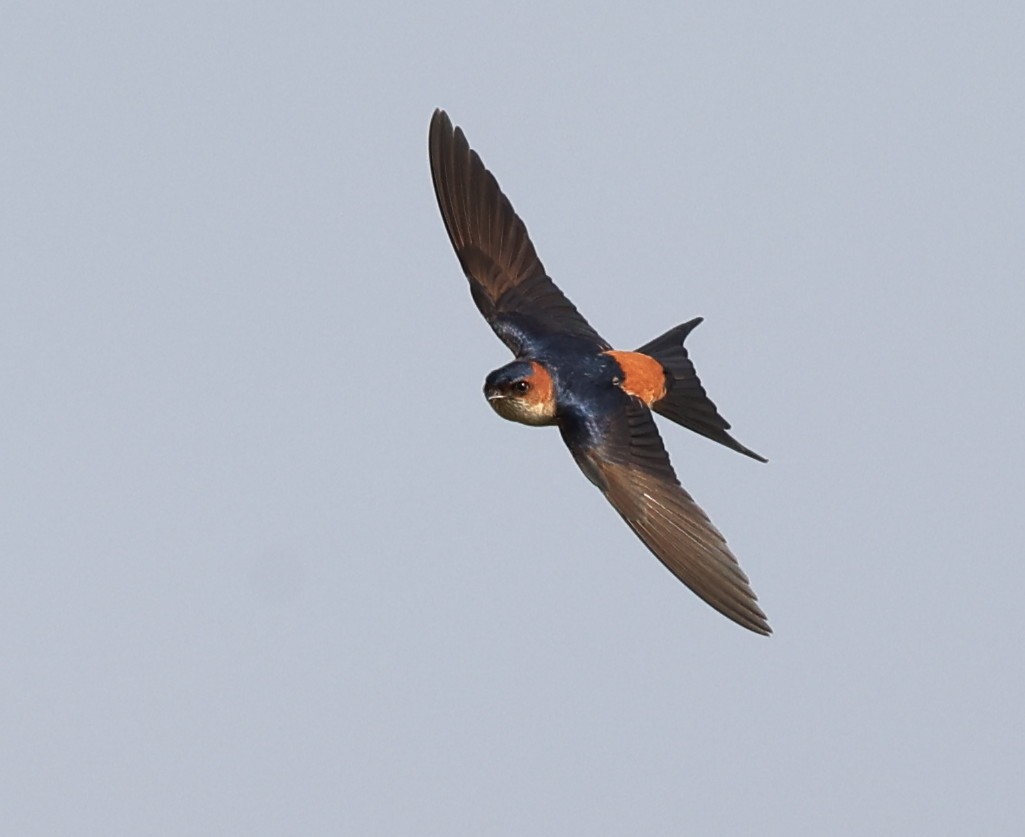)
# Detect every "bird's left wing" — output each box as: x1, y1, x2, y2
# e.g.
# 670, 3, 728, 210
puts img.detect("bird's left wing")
560, 395, 771, 635
429, 109, 609, 355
